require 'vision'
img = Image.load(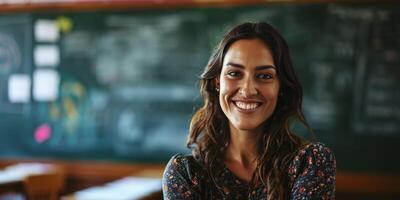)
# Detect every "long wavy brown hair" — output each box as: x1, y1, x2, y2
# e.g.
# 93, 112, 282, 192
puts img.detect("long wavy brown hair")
187, 22, 314, 199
